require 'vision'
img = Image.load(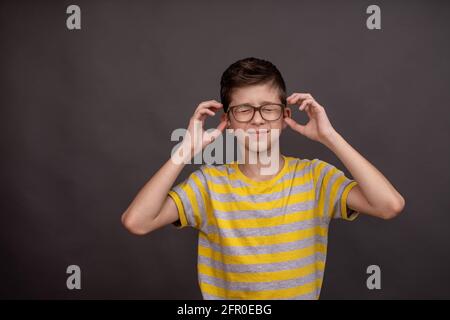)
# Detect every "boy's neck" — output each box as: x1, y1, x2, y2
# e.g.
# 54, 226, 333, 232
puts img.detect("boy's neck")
238, 152, 285, 182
